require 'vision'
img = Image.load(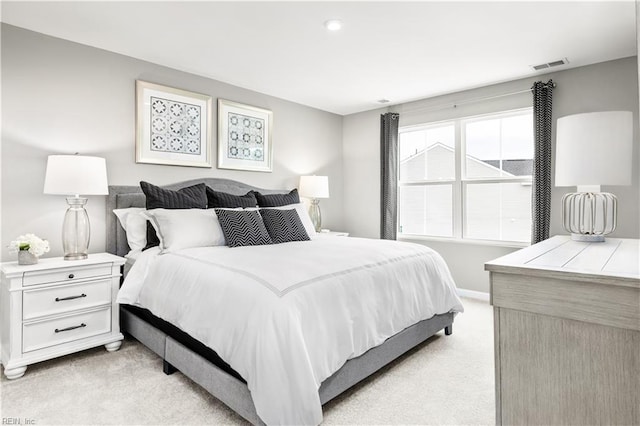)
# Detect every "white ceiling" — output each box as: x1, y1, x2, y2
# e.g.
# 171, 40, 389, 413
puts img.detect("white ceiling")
2, 1, 637, 115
